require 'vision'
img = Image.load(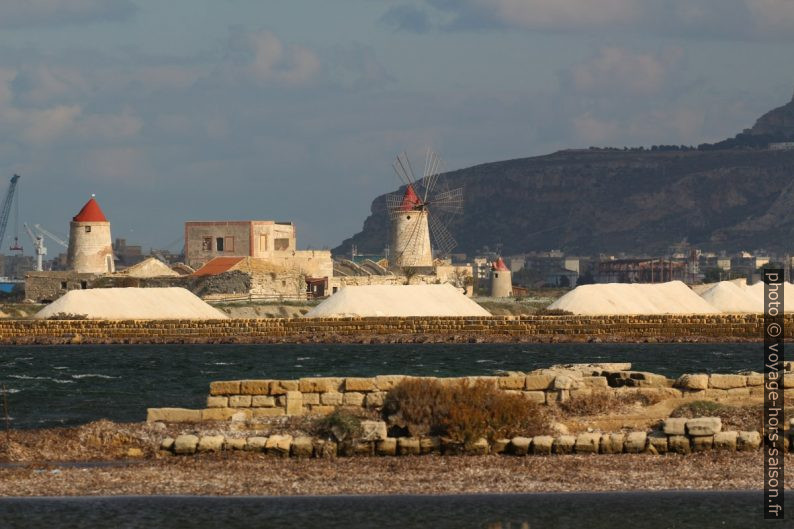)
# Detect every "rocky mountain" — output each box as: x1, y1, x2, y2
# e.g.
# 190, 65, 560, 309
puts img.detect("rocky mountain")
335, 95, 794, 257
